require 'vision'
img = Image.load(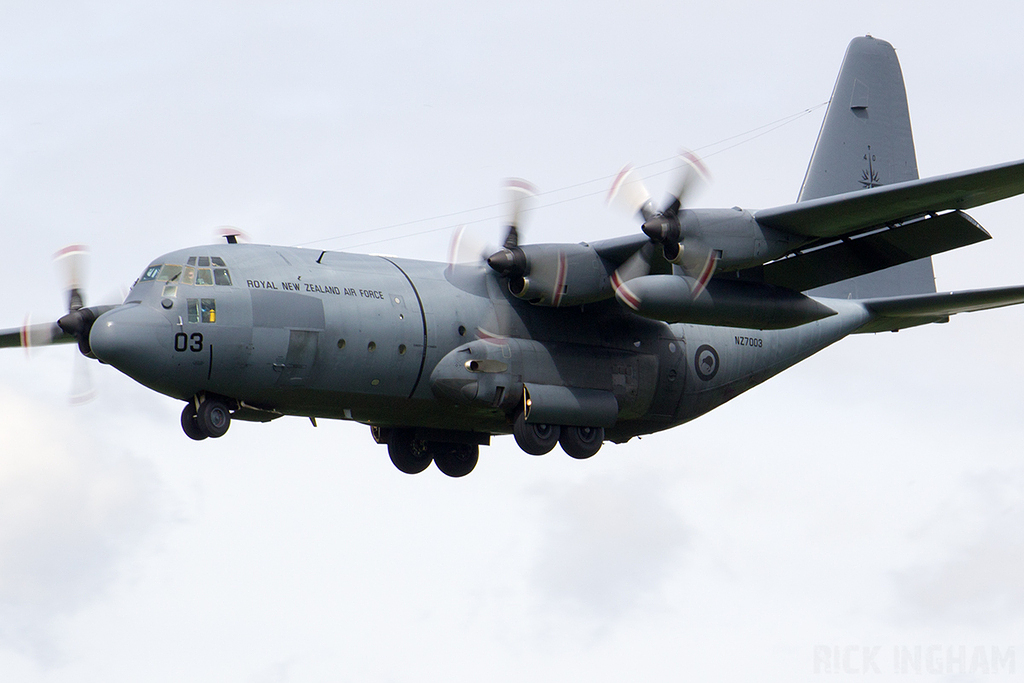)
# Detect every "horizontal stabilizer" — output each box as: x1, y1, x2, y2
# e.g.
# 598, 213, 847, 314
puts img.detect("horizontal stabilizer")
853, 285, 1024, 333
756, 159, 1024, 239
